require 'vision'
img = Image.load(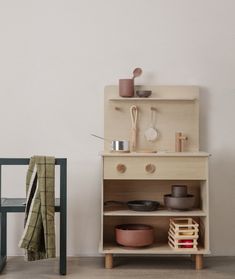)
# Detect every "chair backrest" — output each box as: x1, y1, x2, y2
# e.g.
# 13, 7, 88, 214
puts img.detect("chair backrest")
0, 158, 67, 208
